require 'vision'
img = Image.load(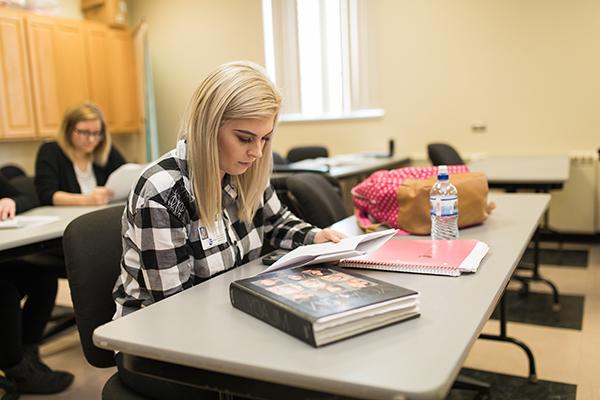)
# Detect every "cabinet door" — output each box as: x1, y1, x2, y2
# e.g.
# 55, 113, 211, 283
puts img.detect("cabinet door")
53, 20, 90, 114
26, 15, 61, 136
84, 23, 114, 127
108, 29, 138, 133
0, 12, 36, 138
26, 15, 90, 137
